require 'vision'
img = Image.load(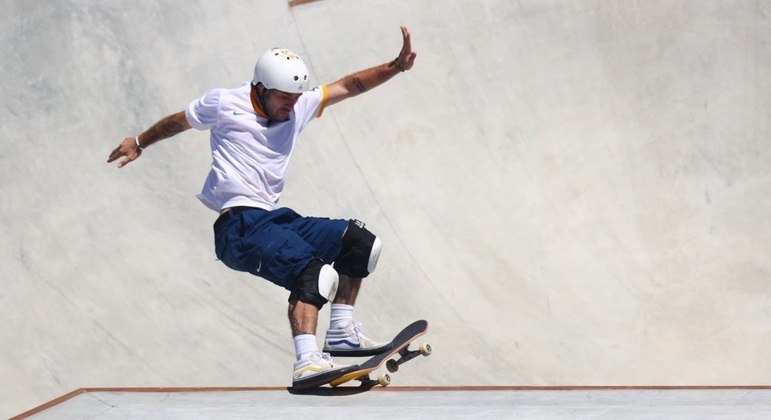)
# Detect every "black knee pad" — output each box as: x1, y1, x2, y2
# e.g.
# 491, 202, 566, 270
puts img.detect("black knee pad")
289, 259, 339, 309
334, 219, 382, 278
